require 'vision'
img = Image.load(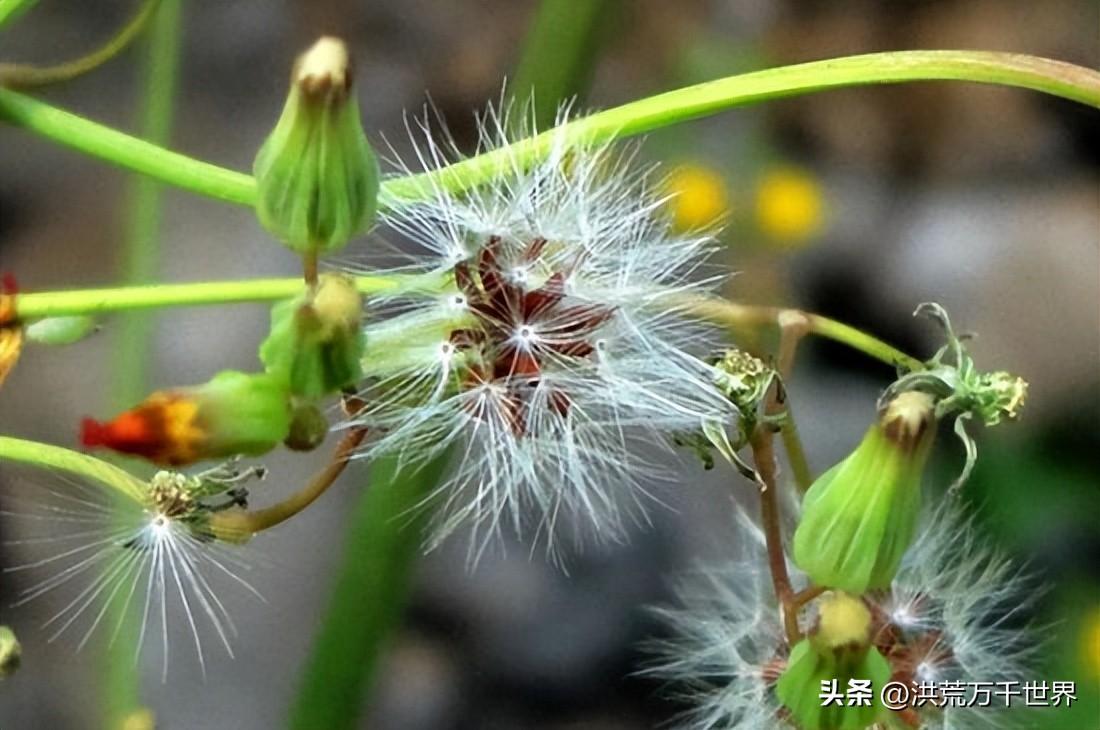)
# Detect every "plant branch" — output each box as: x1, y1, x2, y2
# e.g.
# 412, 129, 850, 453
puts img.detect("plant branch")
770, 311, 814, 493
209, 398, 368, 540
0, 0, 36, 29
1, 52, 1097, 208
13, 275, 416, 319
0, 435, 146, 503
0, 0, 161, 90
13, 279, 919, 371
750, 425, 798, 645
